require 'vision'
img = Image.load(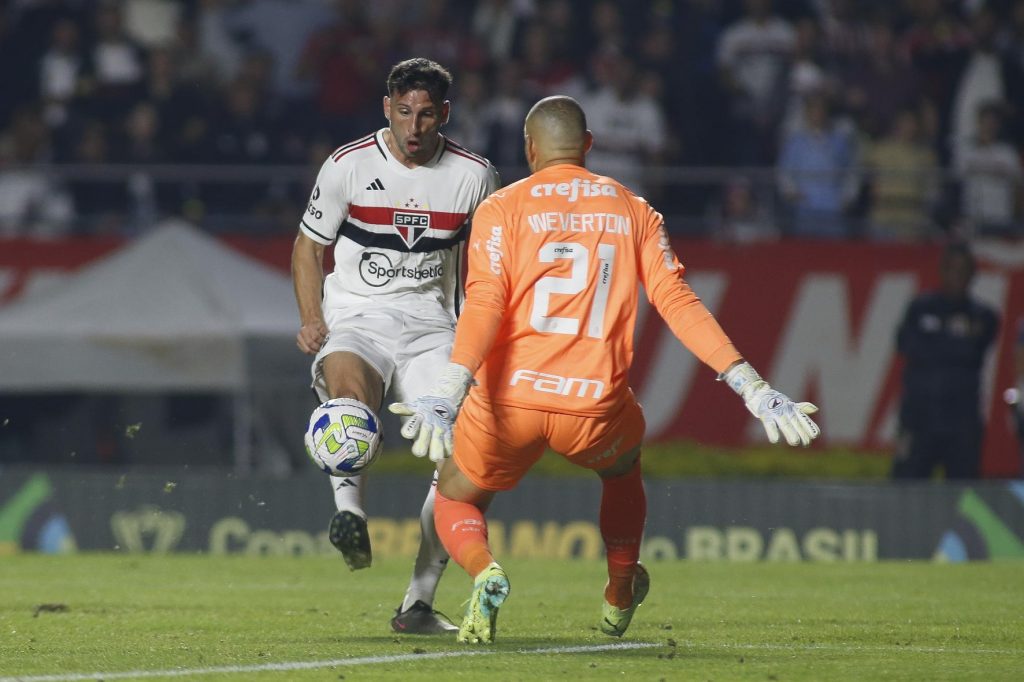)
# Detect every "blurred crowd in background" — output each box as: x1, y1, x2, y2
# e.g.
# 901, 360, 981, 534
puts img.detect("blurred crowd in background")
1, 0, 1023, 240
